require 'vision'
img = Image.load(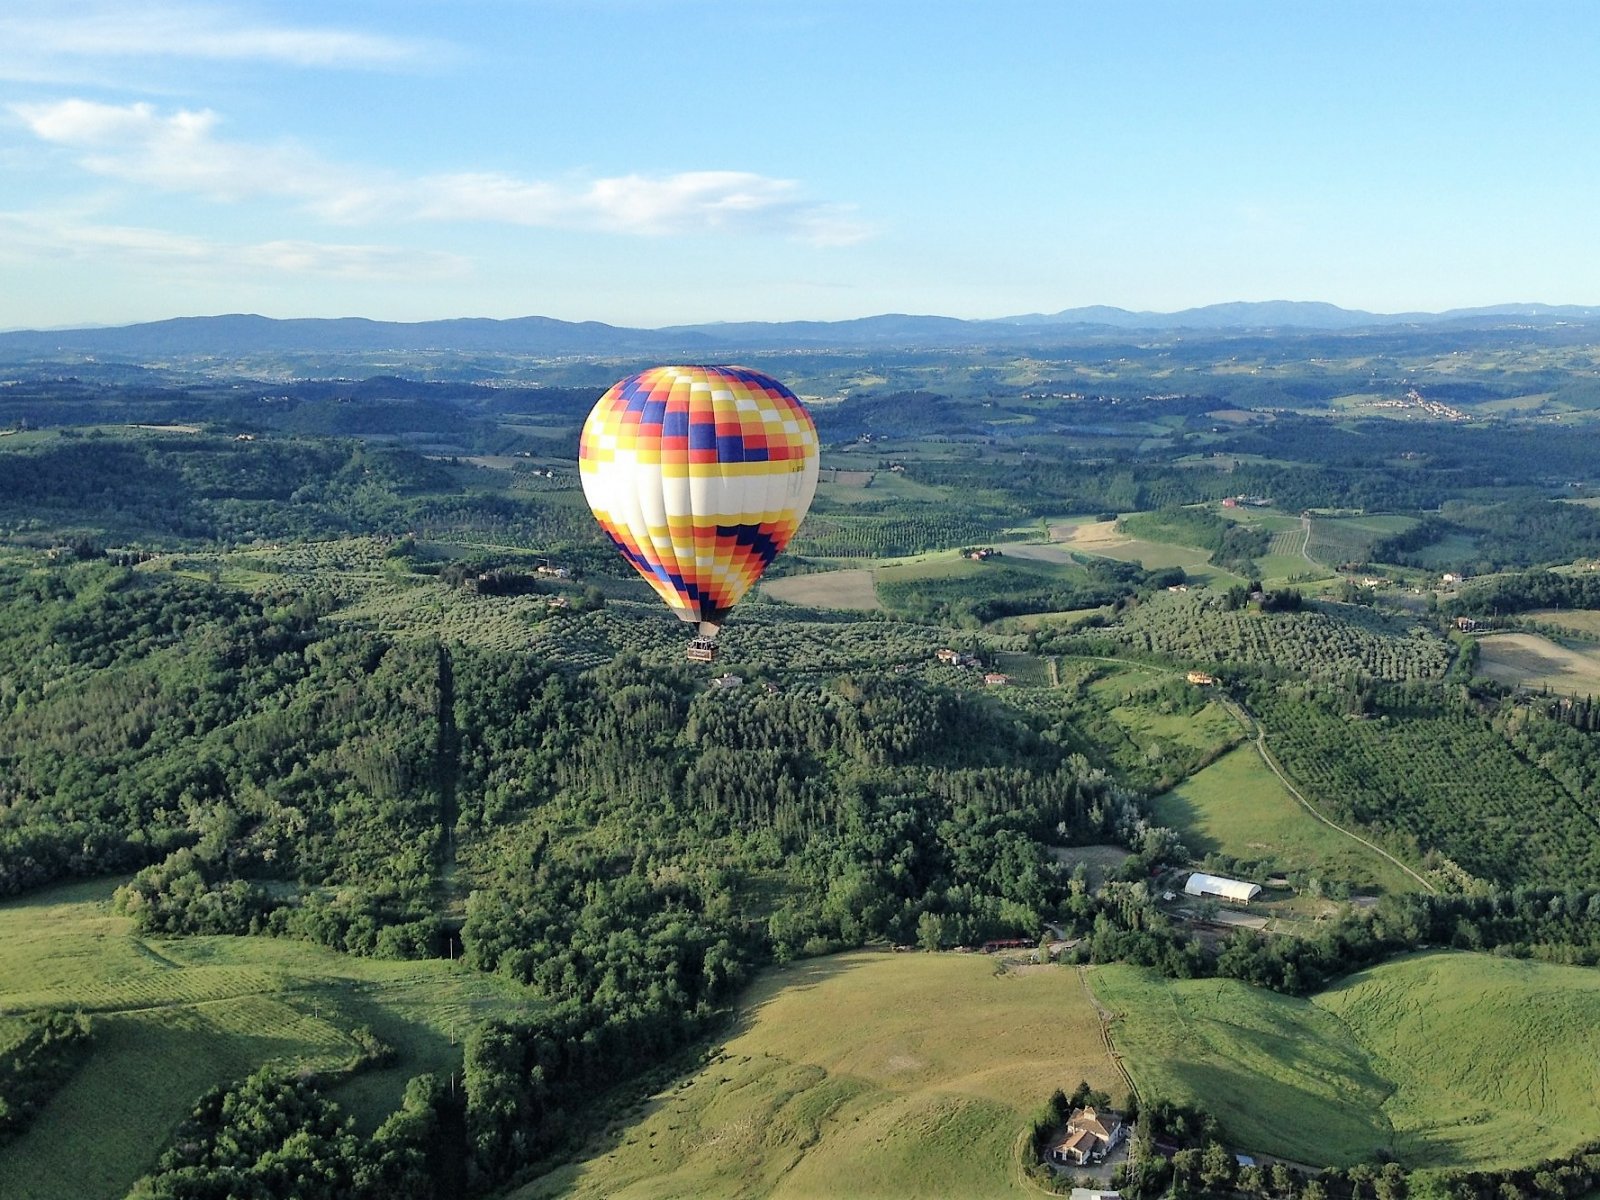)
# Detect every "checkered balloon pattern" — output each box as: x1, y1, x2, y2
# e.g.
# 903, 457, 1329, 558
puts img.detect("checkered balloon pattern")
579, 365, 819, 633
